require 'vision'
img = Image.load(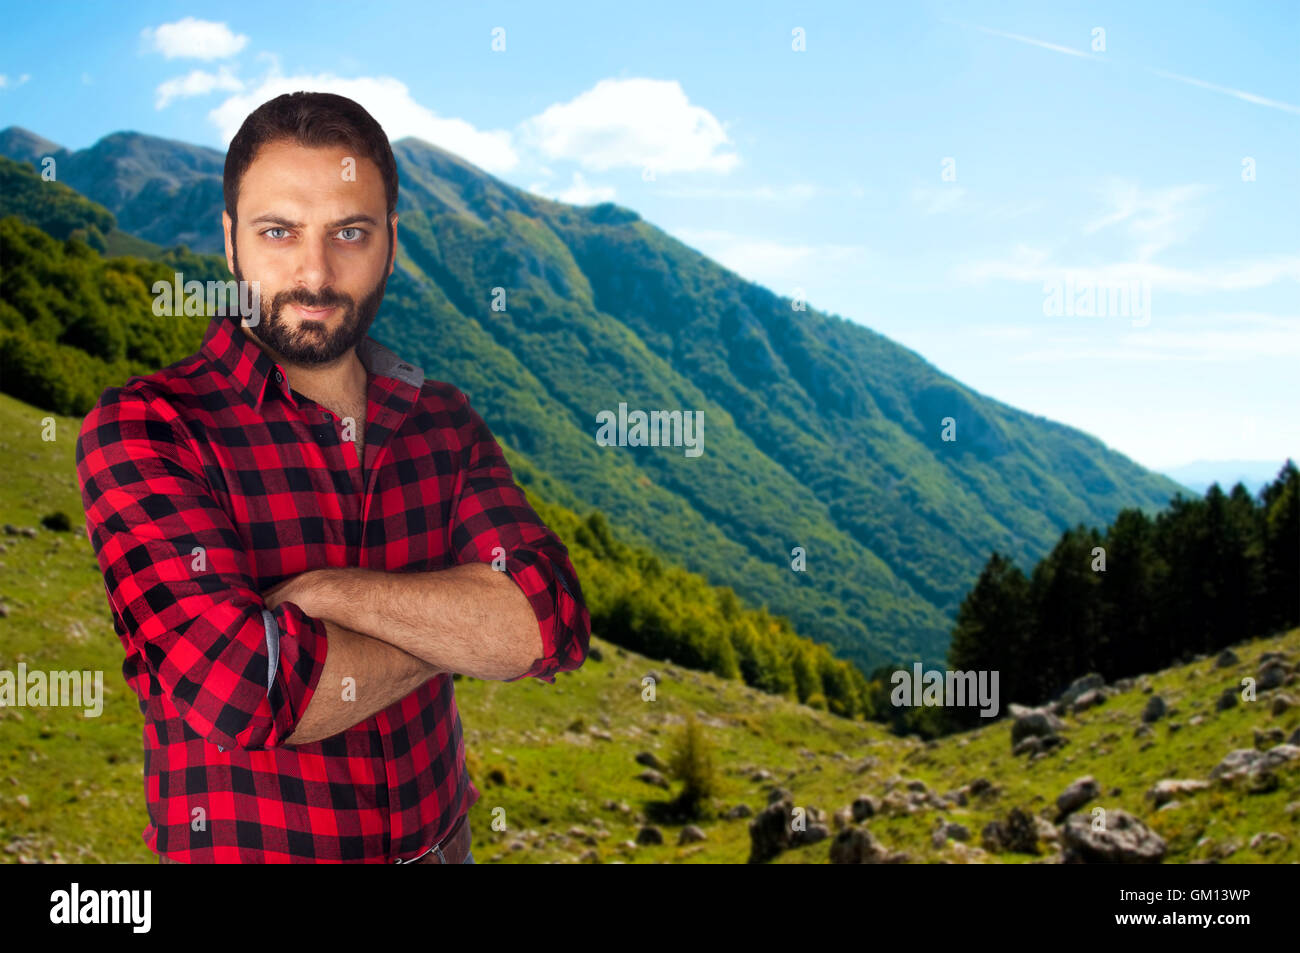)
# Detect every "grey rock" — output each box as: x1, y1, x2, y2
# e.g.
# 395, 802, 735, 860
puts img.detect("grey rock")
1257, 662, 1288, 691
851, 794, 878, 821
1013, 736, 1044, 757
1146, 779, 1209, 806
791, 823, 830, 846
981, 807, 1039, 855
1072, 689, 1105, 713
1062, 810, 1166, 863
1141, 695, 1167, 723
829, 826, 909, 864
1214, 649, 1240, 668
1057, 776, 1101, 816
931, 820, 970, 848
748, 796, 795, 863
1058, 673, 1106, 708
678, 825, 706, 845
636, 769, 670, 789
1009, 704, 1066, 746
634, 751, 666, 771
1209, 744, 1300, 781
969, 777, 996, 798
